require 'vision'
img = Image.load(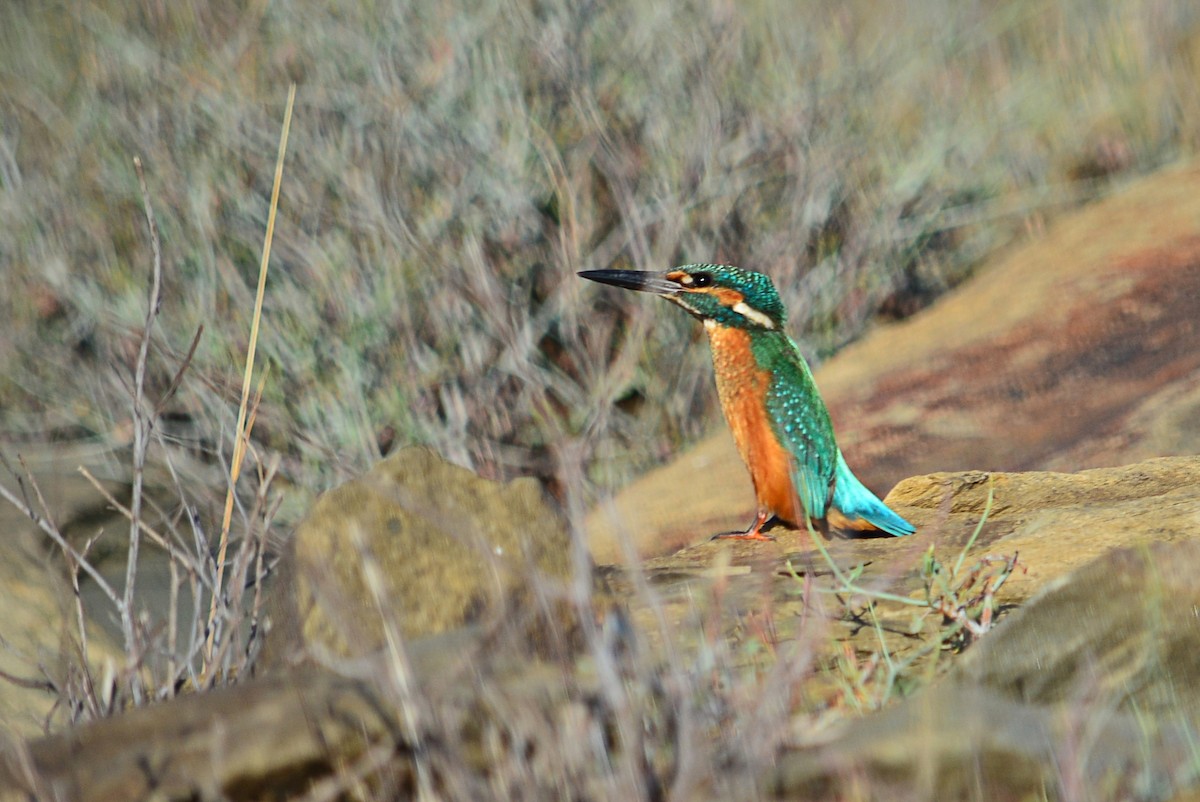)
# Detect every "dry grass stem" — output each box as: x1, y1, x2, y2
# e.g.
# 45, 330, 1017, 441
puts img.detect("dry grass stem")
207, 83, 295, 660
